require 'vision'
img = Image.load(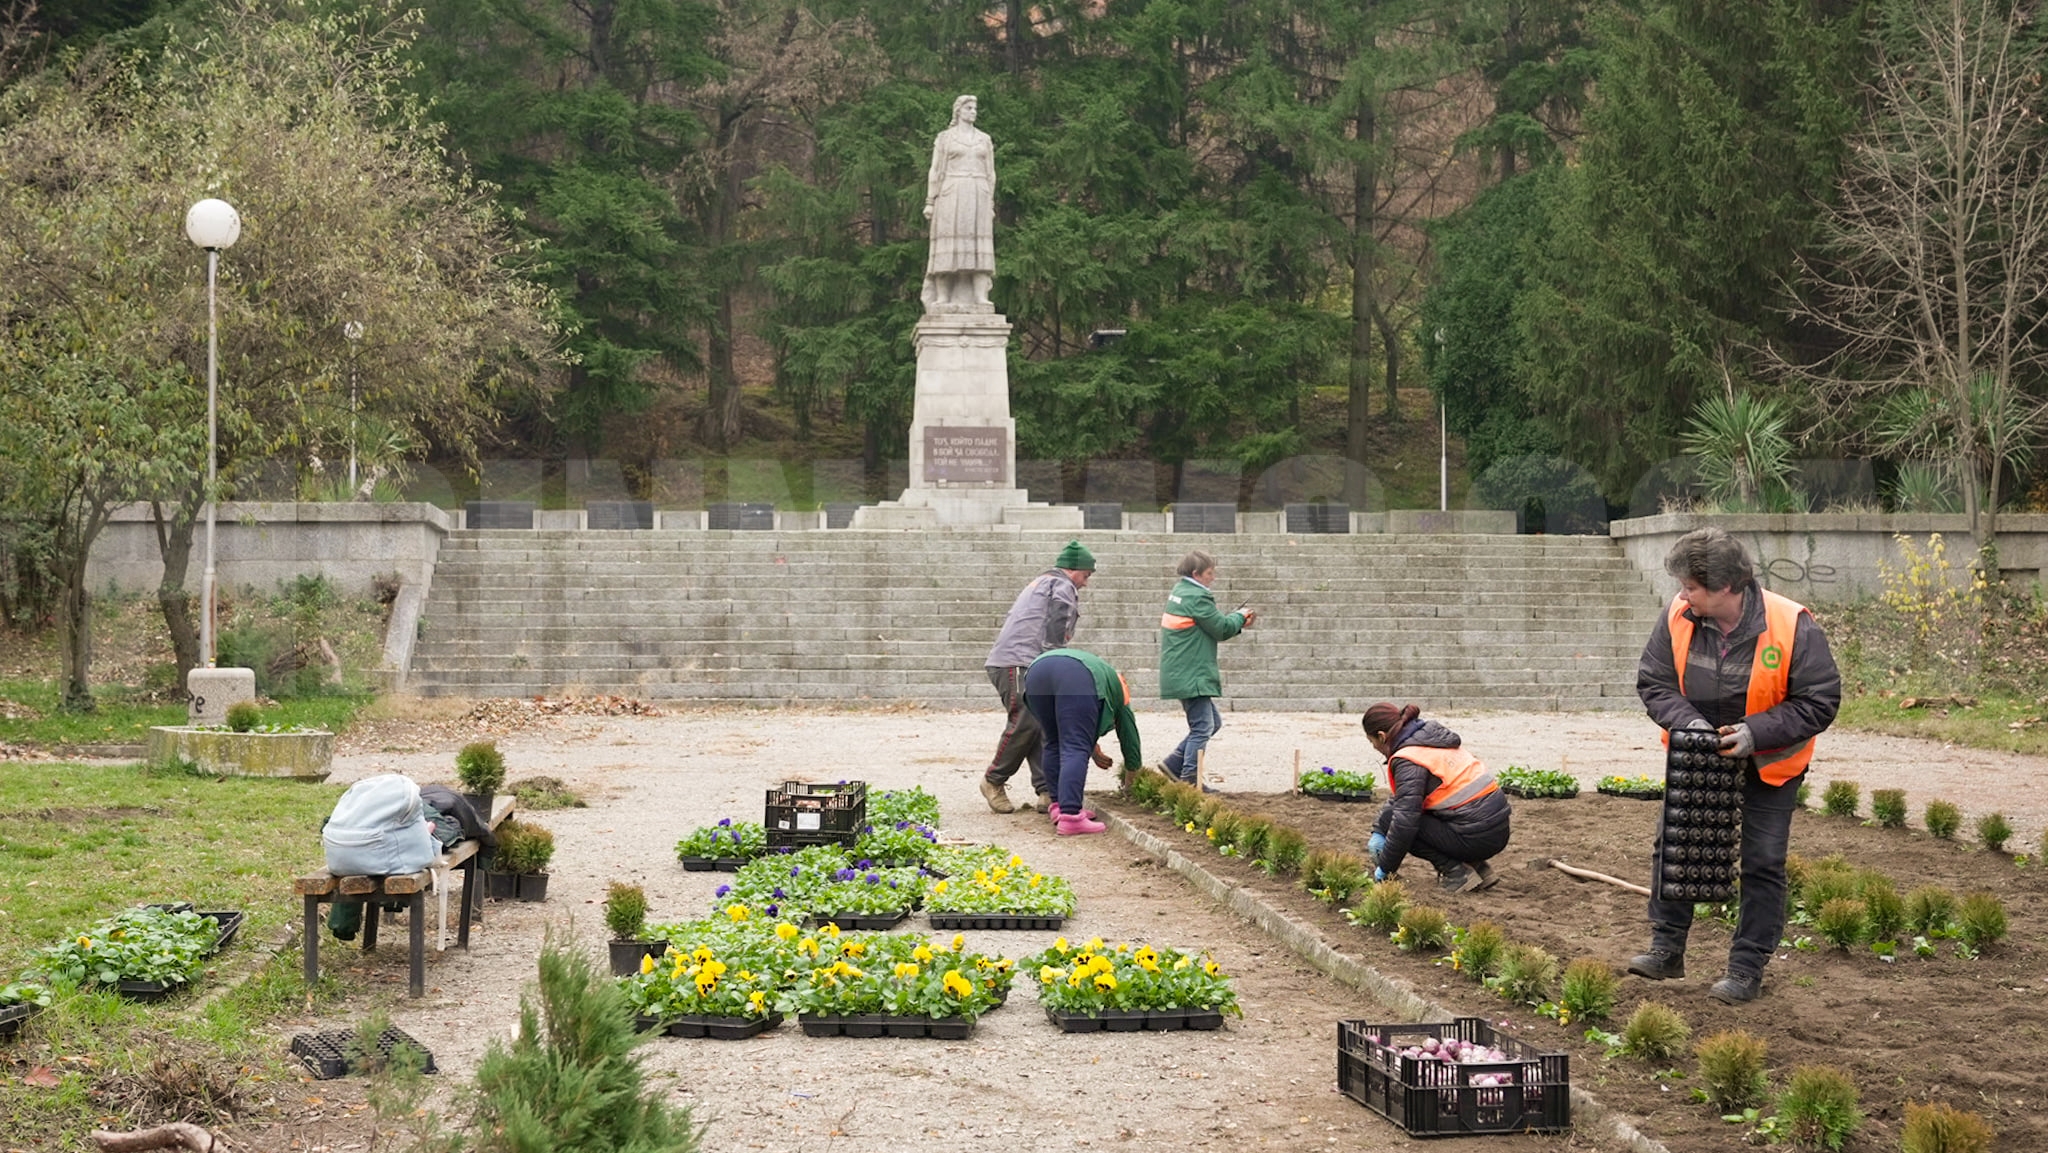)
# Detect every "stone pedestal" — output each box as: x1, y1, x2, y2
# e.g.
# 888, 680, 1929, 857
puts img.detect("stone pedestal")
186, 667, 257, 725
855, 310, 1079, 530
